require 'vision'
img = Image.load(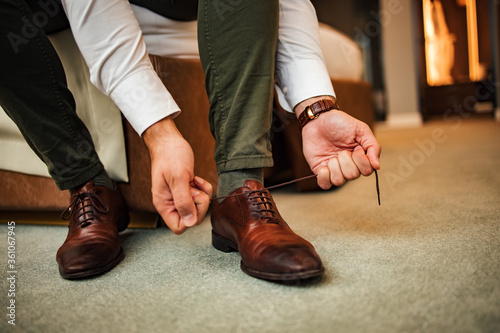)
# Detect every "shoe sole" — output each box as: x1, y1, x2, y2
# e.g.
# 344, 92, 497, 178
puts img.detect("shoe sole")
241, 262, 325, 282
59, 247, 125, 280
212, 230, 324, 281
